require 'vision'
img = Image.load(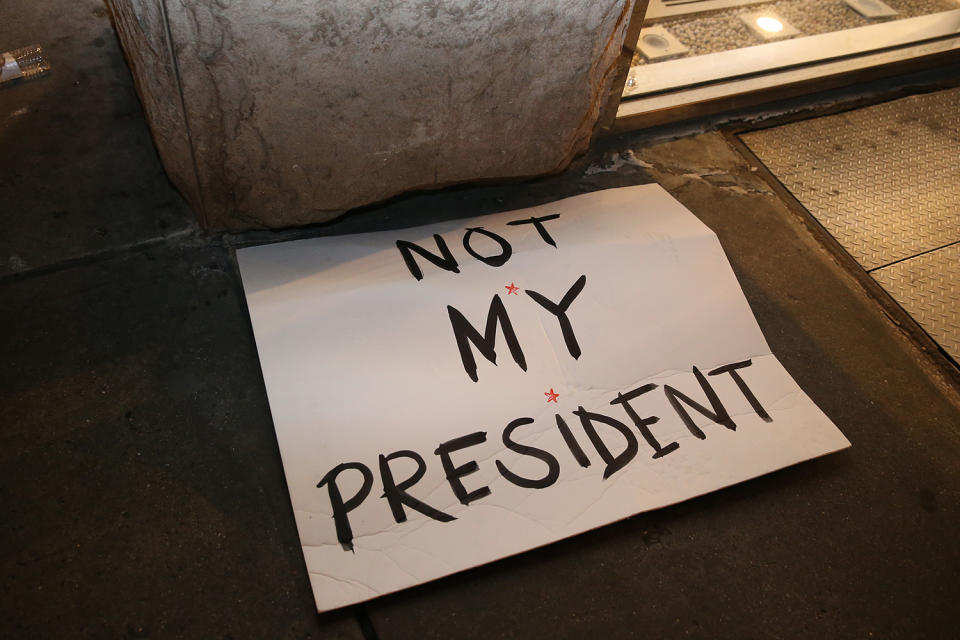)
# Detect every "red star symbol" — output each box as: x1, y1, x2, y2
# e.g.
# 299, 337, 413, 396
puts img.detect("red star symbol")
505, 282, 520, 295
544, 388, 560, 403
